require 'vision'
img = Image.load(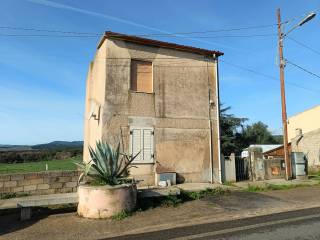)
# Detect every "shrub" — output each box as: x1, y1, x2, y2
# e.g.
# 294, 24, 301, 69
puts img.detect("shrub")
111, 210, 130, 220
76, 141, 140, 186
